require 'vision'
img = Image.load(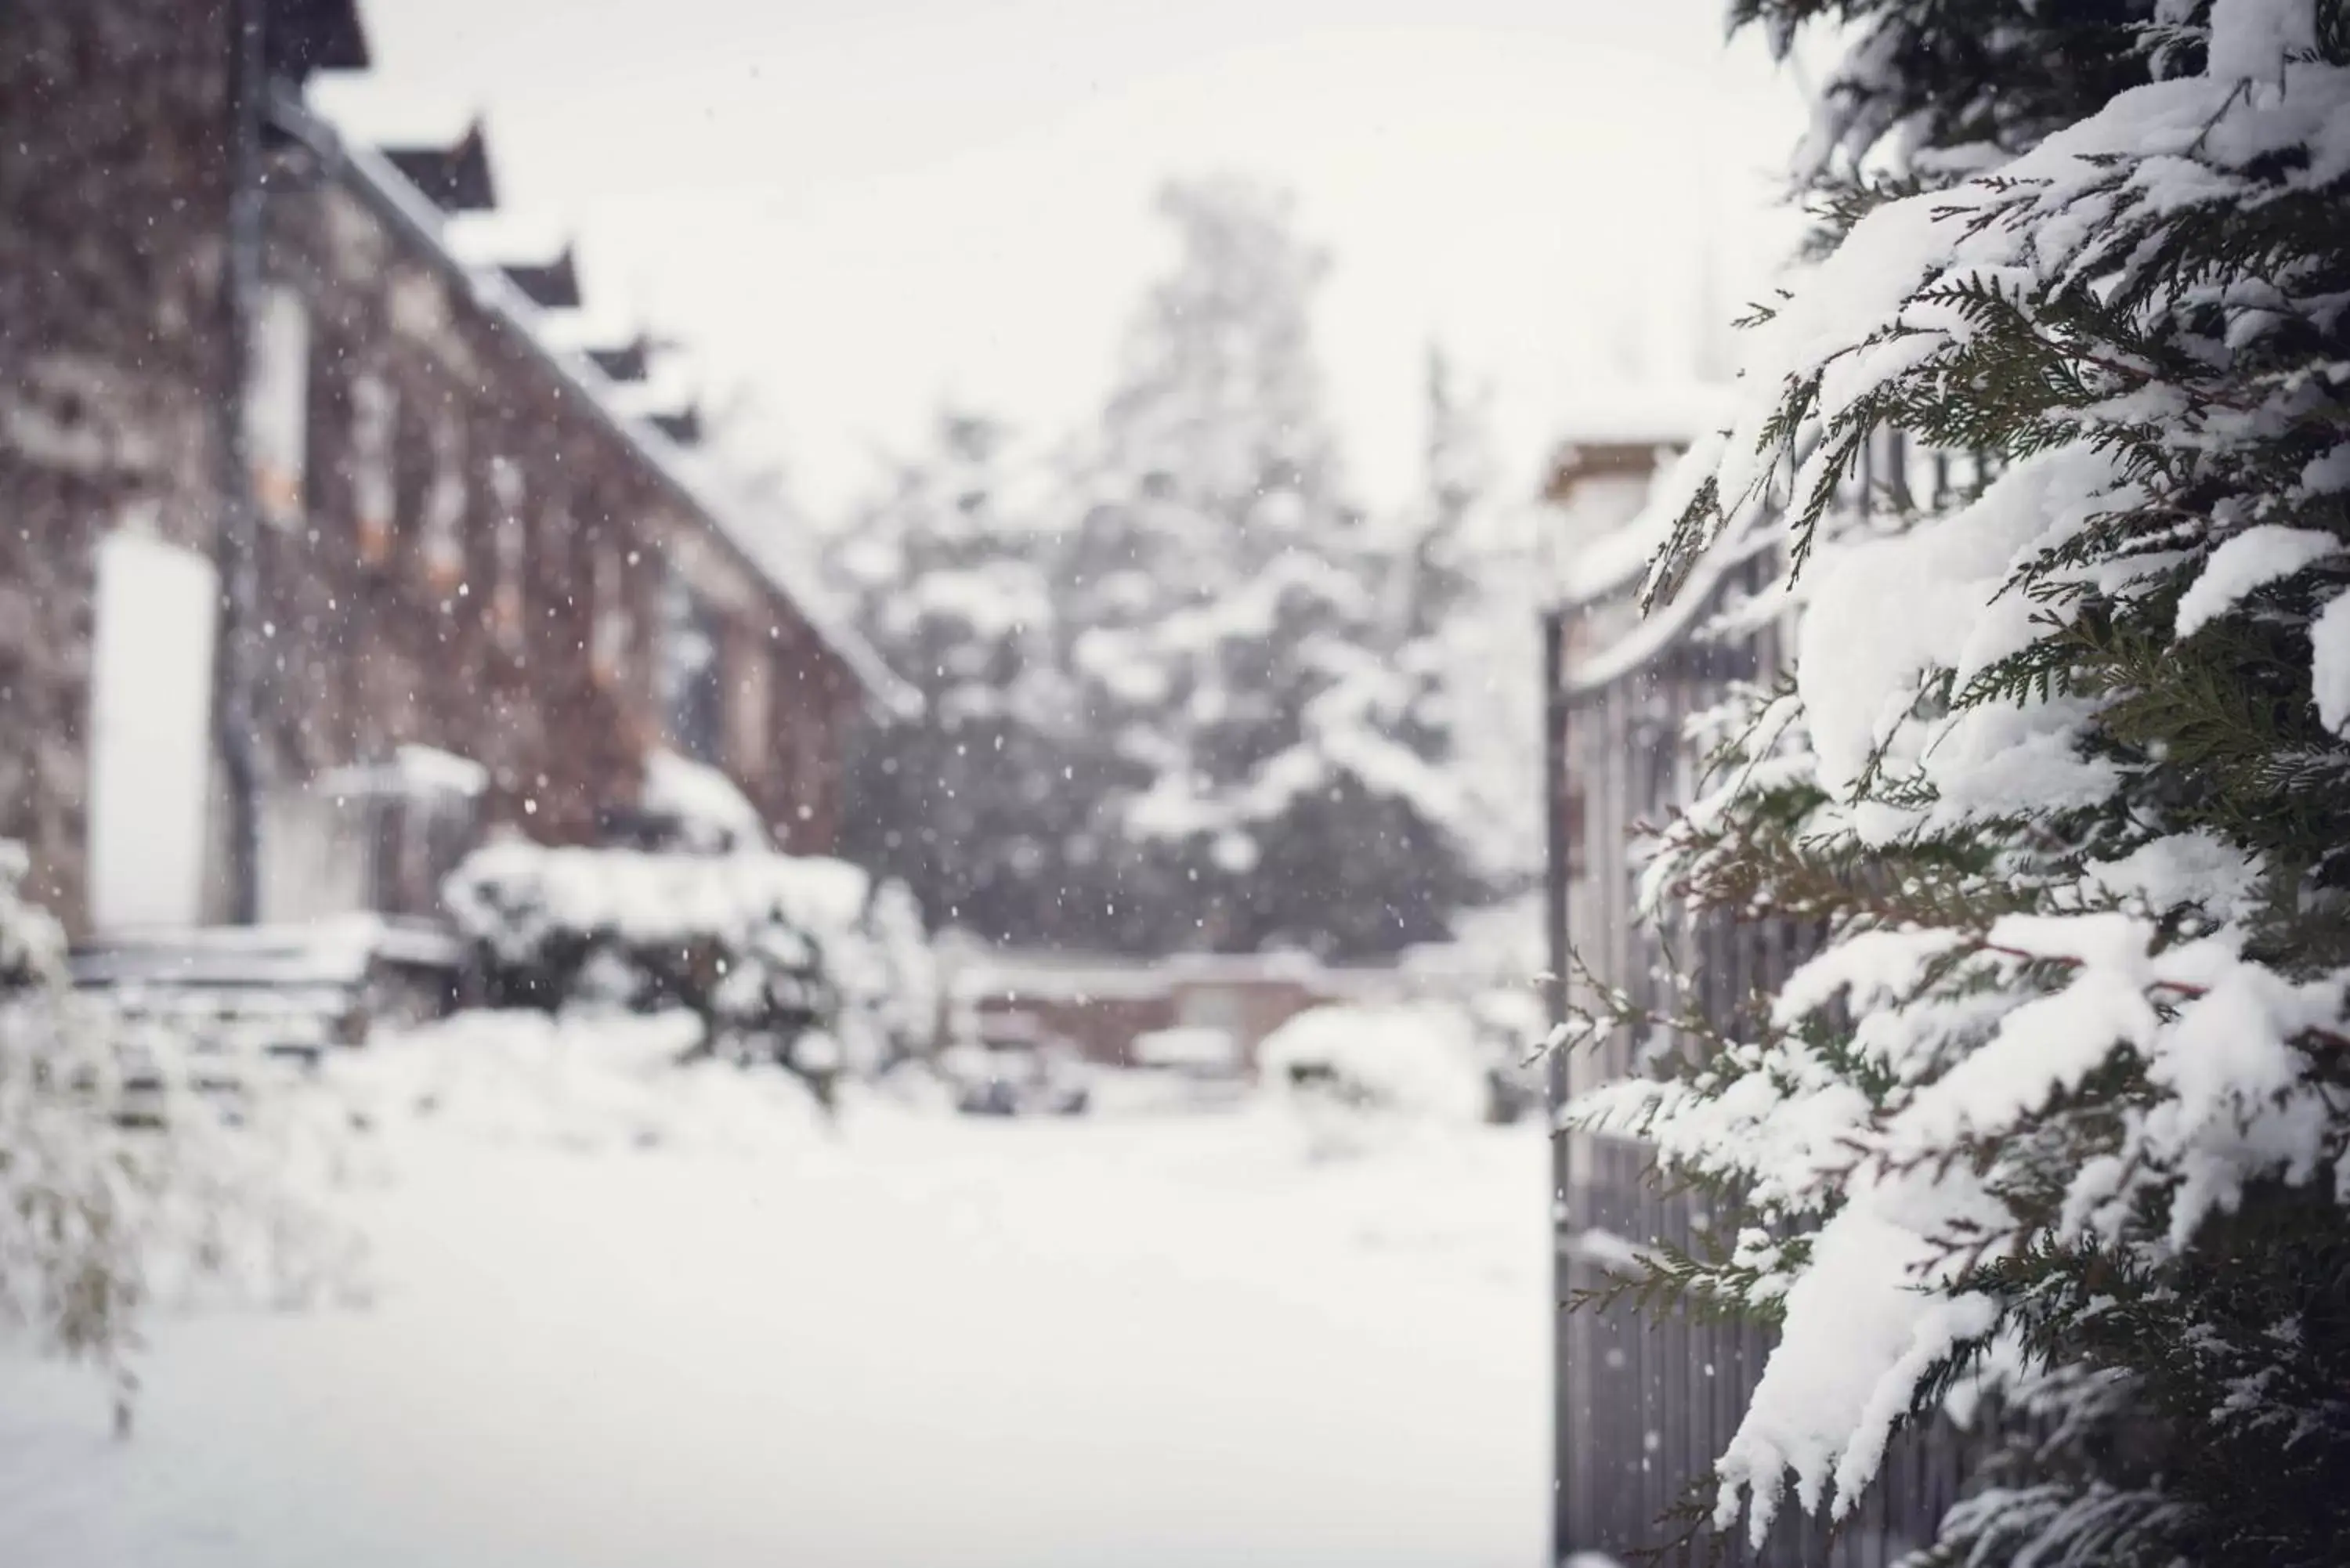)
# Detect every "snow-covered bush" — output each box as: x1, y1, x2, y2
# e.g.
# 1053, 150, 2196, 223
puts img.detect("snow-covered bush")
1260, 1003, 1490, 1152
443, 840, 938, 1088
1402, 894, 1551, 1121
1560, 4, 2350, 1563
0, 842, 349, 1426
641, 749, 771, 854
0, 842, 62, 995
